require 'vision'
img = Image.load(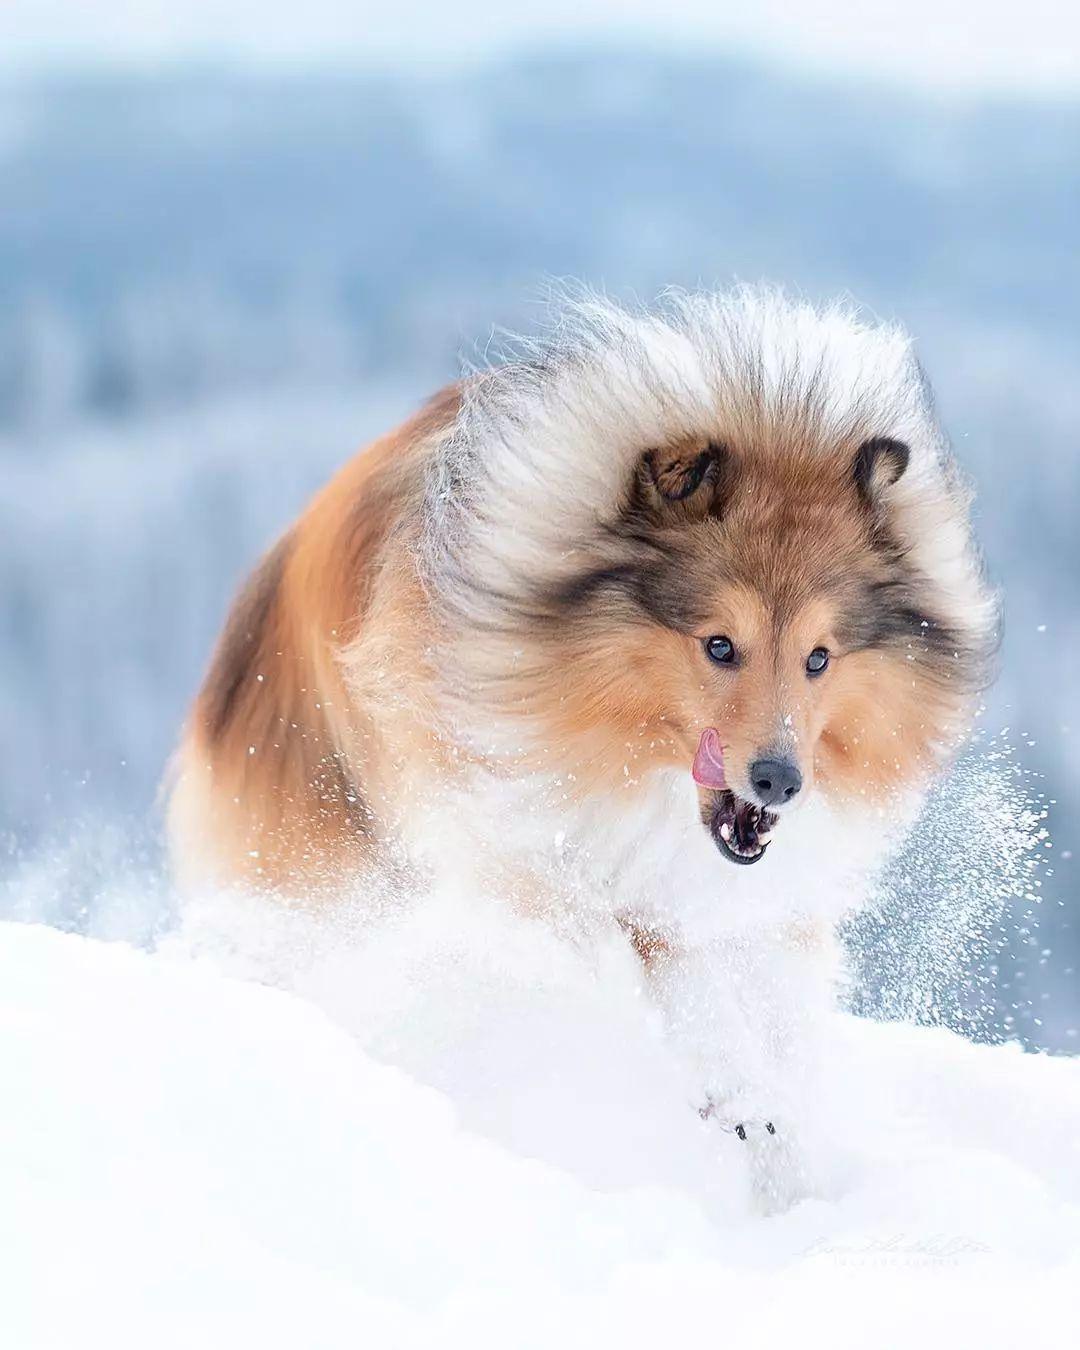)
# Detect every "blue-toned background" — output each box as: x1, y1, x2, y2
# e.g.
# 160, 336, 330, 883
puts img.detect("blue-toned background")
1, 15, 1076, 1047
